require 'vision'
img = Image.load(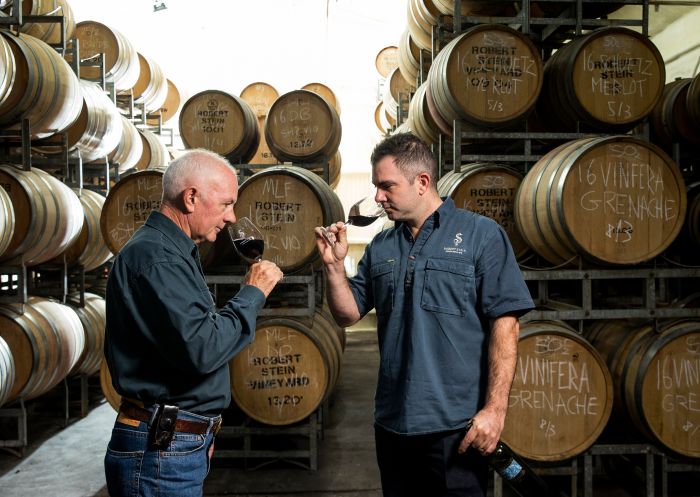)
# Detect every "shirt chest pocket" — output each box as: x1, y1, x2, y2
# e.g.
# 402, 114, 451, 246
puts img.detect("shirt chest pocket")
370, 261, 394, 315
420, 258, 474, 316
